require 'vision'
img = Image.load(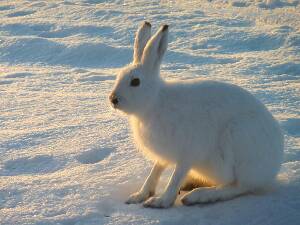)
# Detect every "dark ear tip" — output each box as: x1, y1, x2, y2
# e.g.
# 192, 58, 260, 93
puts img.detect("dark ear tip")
144, 21, 151, 27
162, 24, 169, 31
